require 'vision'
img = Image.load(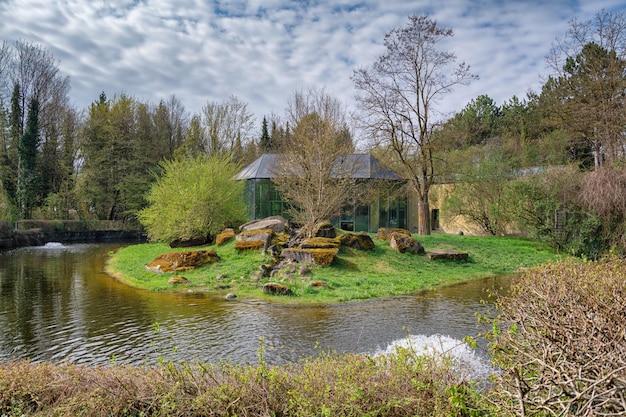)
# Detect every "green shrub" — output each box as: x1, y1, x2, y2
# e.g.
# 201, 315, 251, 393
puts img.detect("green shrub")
138, 155, 246, 243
